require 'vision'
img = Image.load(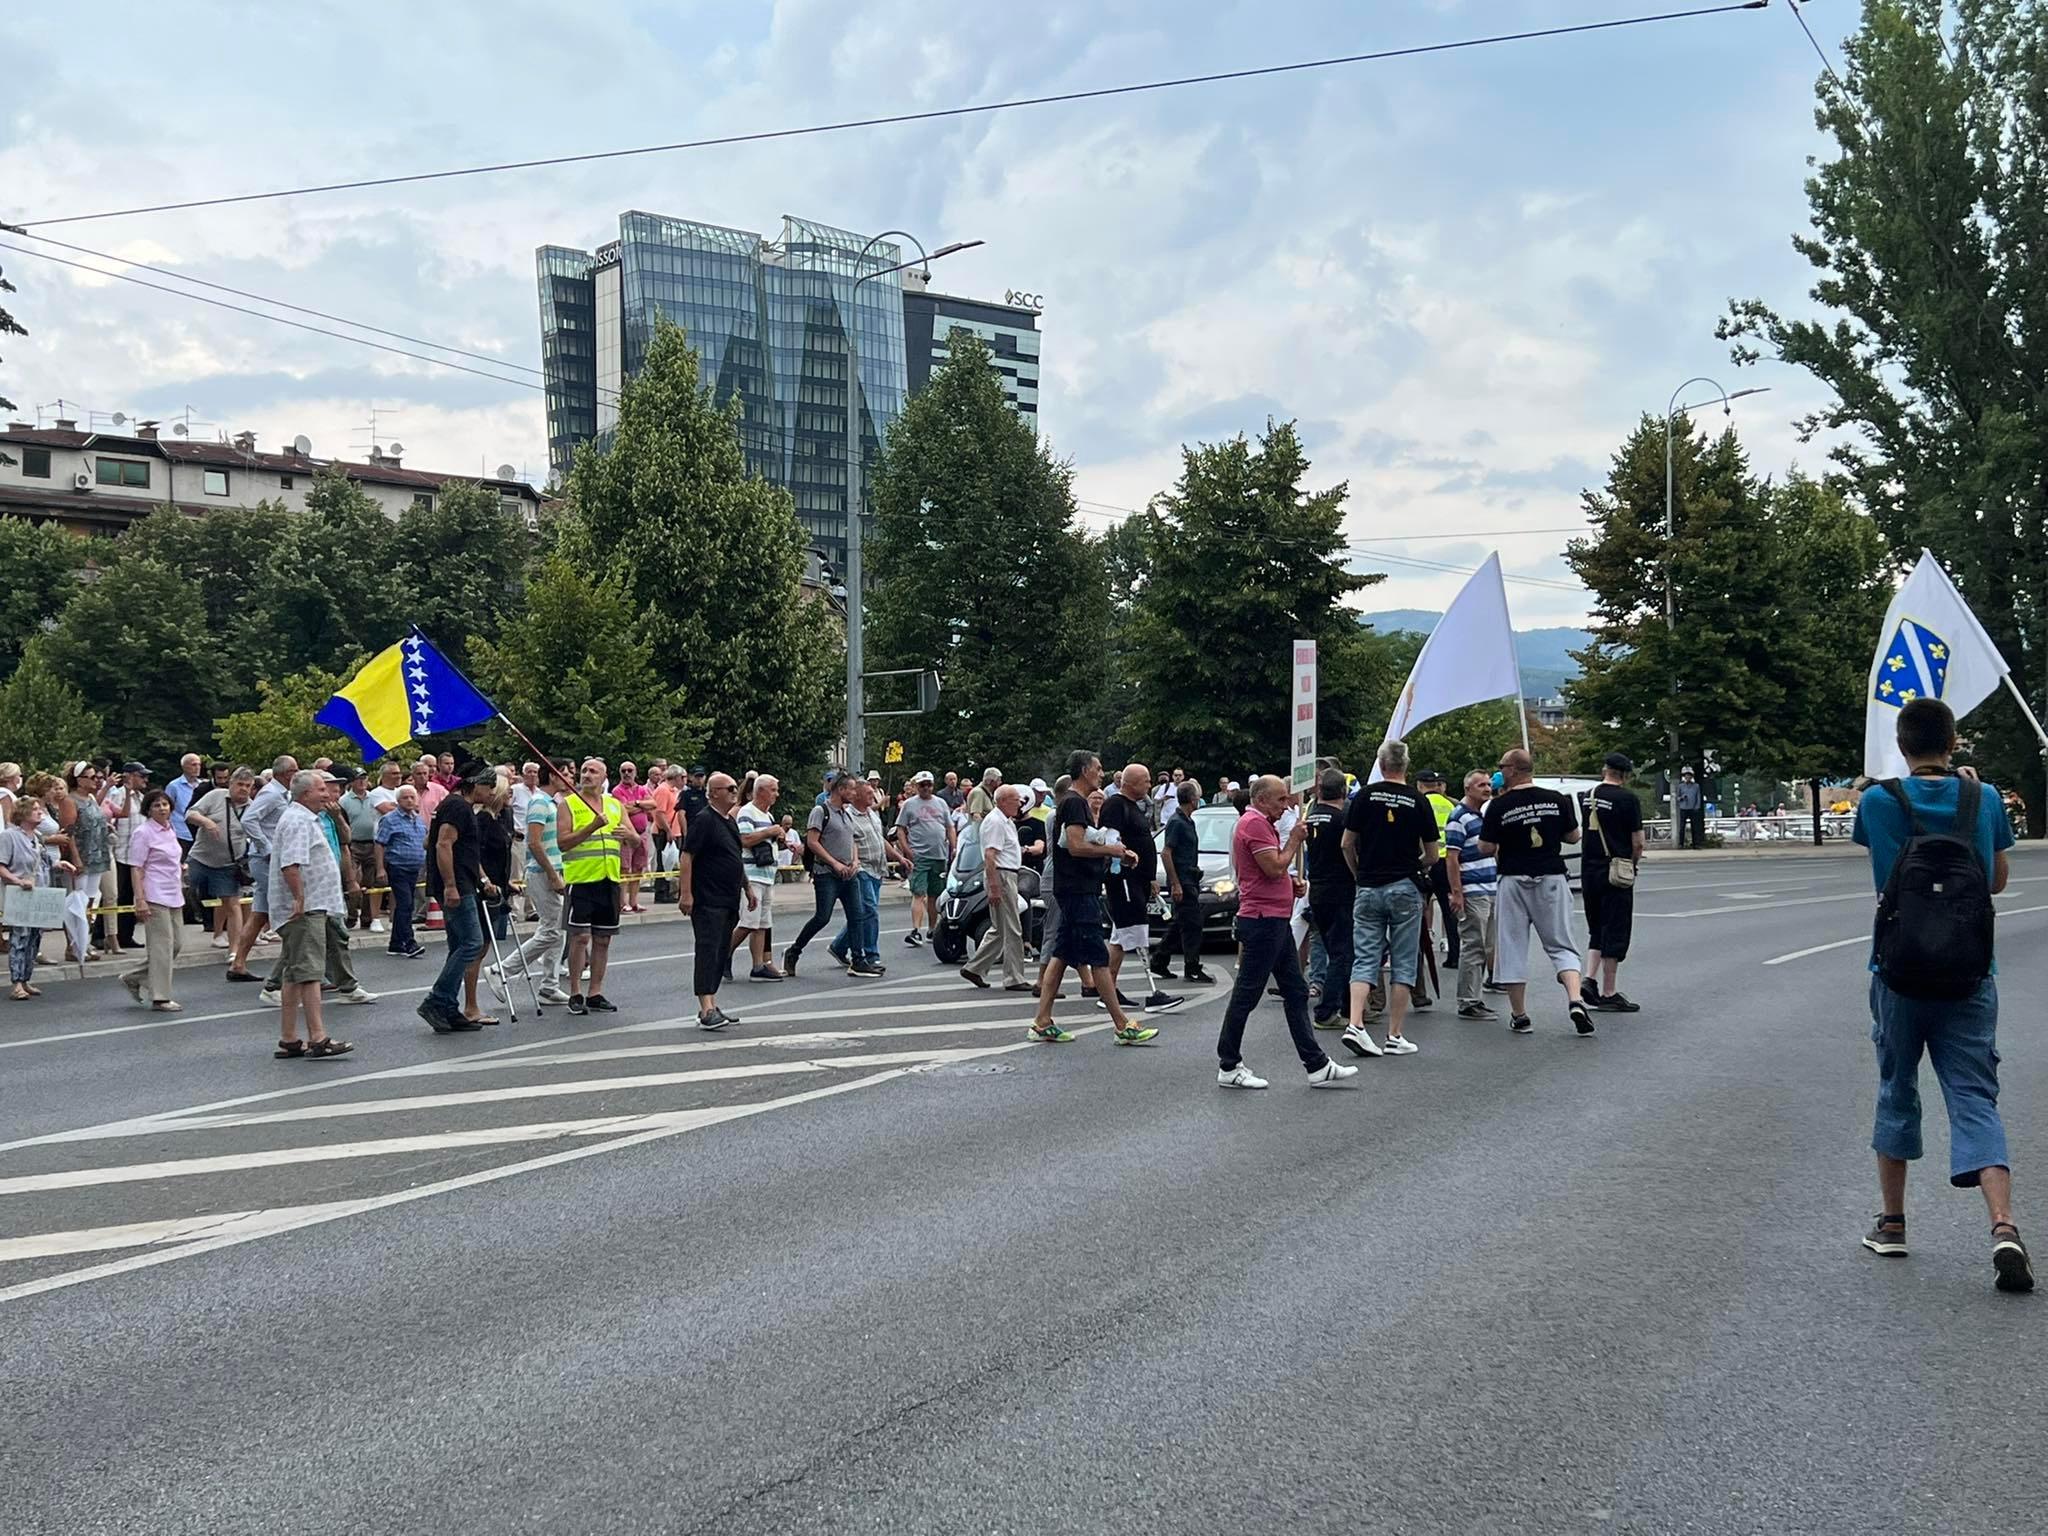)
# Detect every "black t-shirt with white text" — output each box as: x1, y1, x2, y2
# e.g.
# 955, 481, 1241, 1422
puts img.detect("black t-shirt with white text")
1304, 800, 1353, 893
1582, 783, 1642, 867
428, 795, 482, 901
1481, 785, 1577, 877
1342, 782, 1438, 888
1051, 791, 1104, 898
